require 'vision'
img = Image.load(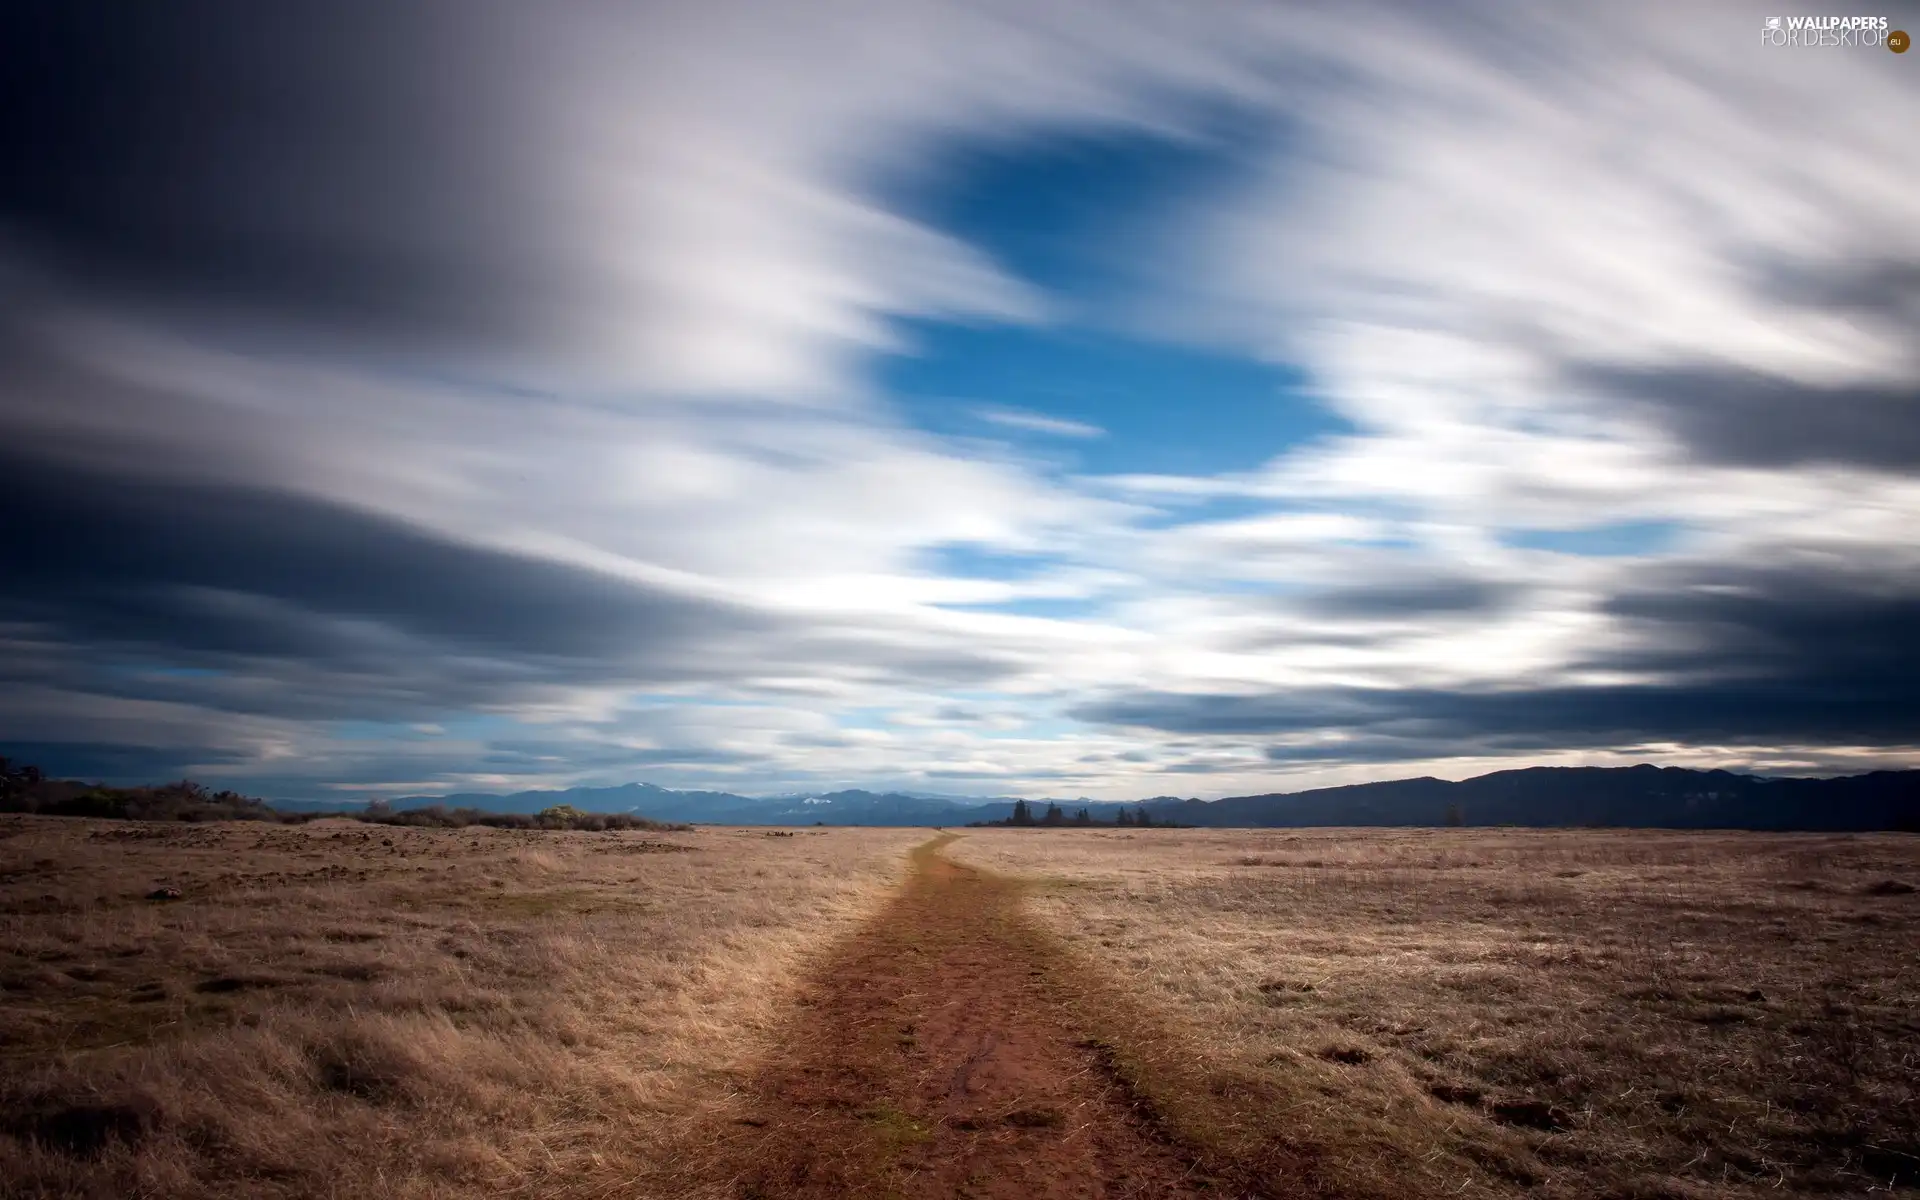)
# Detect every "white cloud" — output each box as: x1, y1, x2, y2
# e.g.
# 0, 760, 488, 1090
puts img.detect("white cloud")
6, 0, 1918, 797
973, 406, 1107, 438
